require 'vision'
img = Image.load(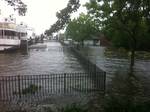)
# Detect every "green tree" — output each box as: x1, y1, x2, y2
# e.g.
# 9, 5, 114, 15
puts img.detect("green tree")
45, 0, 80, 36
3, 0, 27, 16
65, 13, 99, 45
85, 0, 150, 70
